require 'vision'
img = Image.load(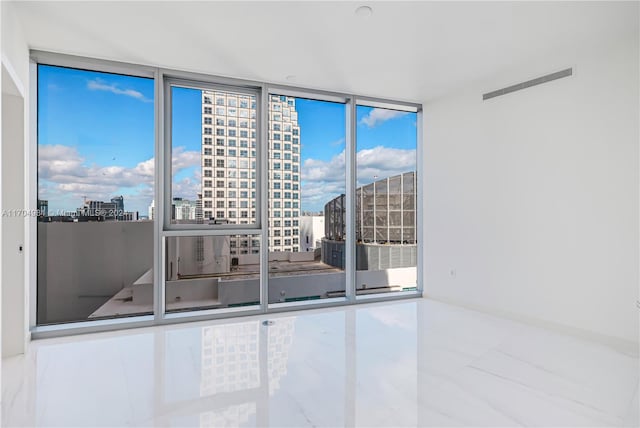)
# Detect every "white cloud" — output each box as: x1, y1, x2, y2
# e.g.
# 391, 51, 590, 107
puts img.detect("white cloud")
38, 144, 199, 212
303, 151, 346, 182
359, 108, 408, 128
87, 78, 152, 103
300, 151, 346, 211
171, 146, 201, 172
40, 142, 415, 214
173, 177, 200, 201
330, 137, 345, 147
300, 146, 416, 211
355, 146, 416, 185
173, 169, 202, 200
